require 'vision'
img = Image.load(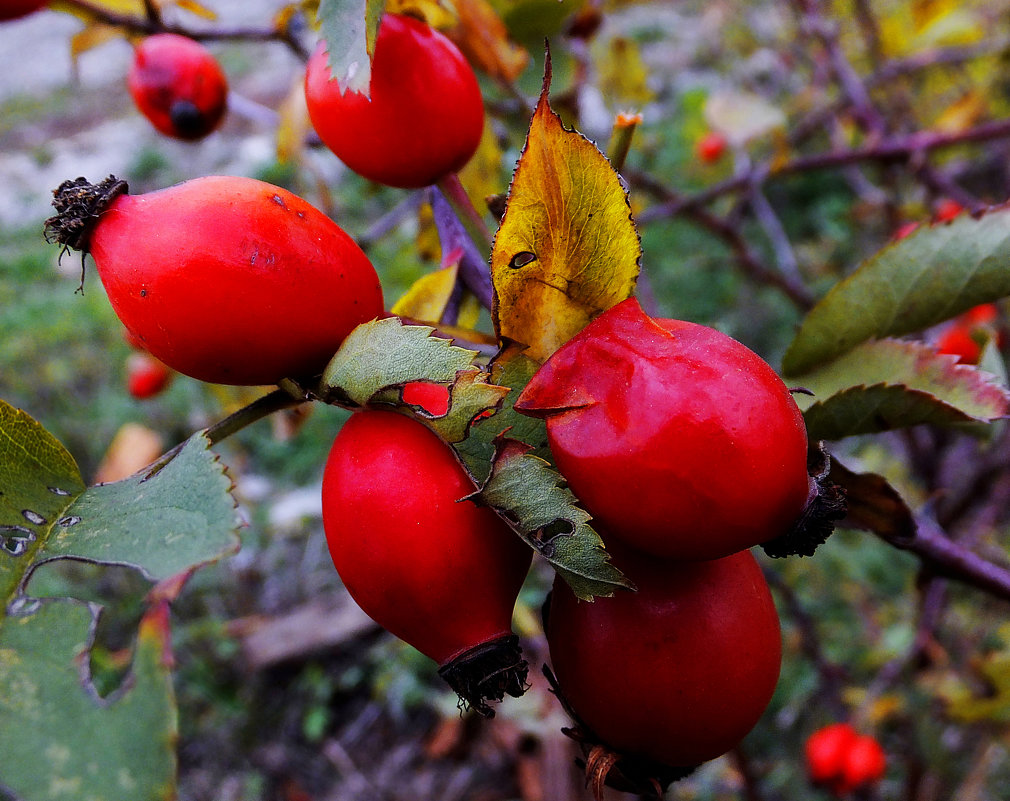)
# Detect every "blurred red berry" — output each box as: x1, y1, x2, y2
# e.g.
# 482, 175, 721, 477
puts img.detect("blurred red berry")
838, 734, 887, 794
696, 130, 727, 164
127, 352, 174, 399
892, 221, 920, 241
0, 0, 47, 21
934, 198, 963, 223
805, 723, 858, 786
